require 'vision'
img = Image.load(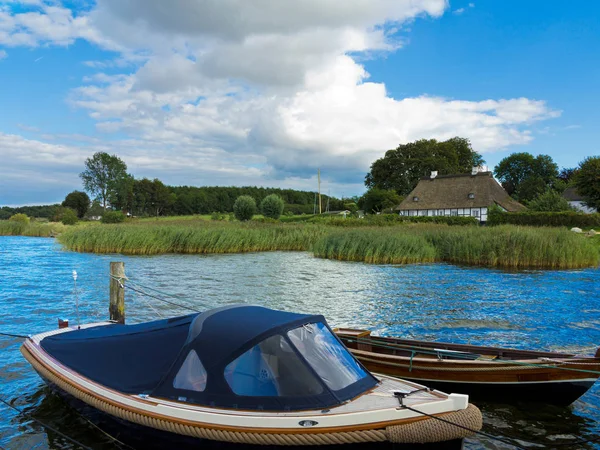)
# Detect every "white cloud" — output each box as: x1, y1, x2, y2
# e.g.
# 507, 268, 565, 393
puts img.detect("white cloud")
0, 49, 6, 59
0, 0, 561, 199
453, 8, 466, 15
